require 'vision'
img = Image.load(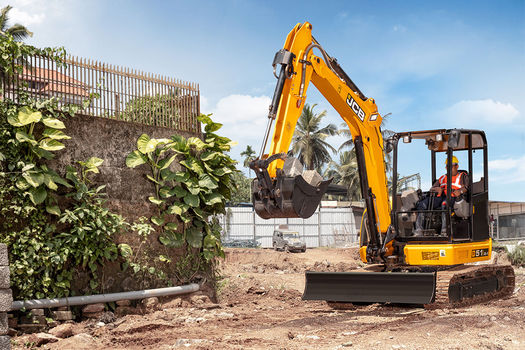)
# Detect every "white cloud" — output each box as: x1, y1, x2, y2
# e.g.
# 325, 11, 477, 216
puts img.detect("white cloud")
206, 94, 271, 162
9, 7, 45, 26
489, 155, 525, 184
443, 99, 520, 127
